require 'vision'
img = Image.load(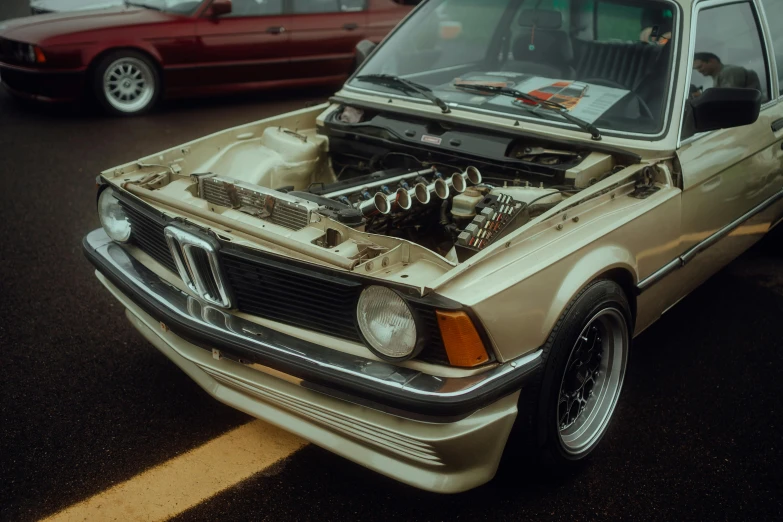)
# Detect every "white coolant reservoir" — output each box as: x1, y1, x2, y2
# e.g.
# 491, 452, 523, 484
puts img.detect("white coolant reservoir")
261, 127, 320, 164
451, 188, 485, 220
259, 127, 321, 189
196, 127, 322, 191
